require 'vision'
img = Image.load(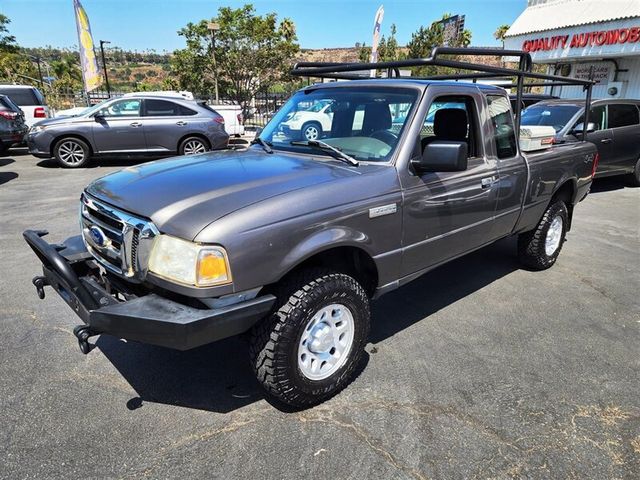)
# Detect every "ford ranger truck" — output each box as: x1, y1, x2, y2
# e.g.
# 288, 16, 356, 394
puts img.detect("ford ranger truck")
24, 72, 597, 408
